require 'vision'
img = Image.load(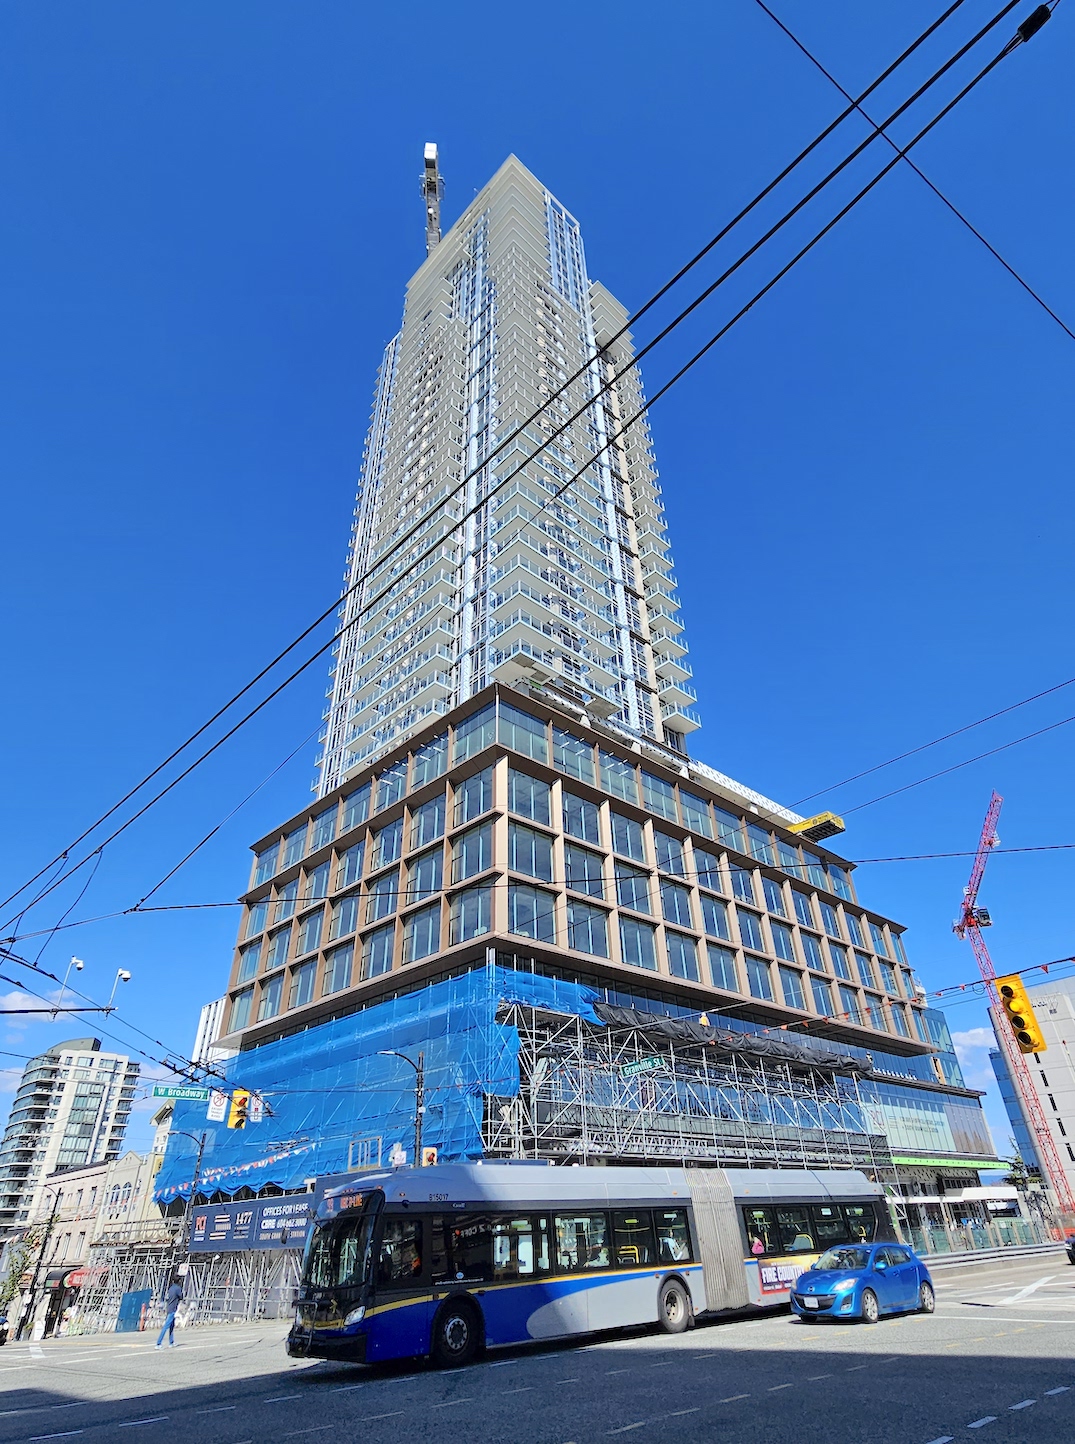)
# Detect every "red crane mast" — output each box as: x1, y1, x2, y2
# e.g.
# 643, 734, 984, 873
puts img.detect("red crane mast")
954, 792, 1075, 1223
